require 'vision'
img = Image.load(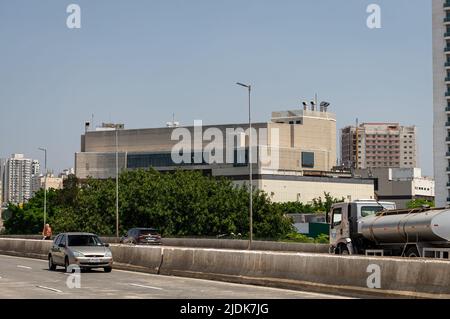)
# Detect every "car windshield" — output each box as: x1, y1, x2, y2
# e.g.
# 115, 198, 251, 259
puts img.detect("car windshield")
140, 229, 159, 236
68, 235, 103, 247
